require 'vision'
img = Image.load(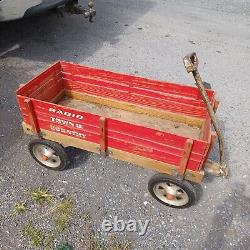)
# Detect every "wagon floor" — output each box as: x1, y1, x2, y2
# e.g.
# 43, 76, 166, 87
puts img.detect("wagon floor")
57, 96, 201, 139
